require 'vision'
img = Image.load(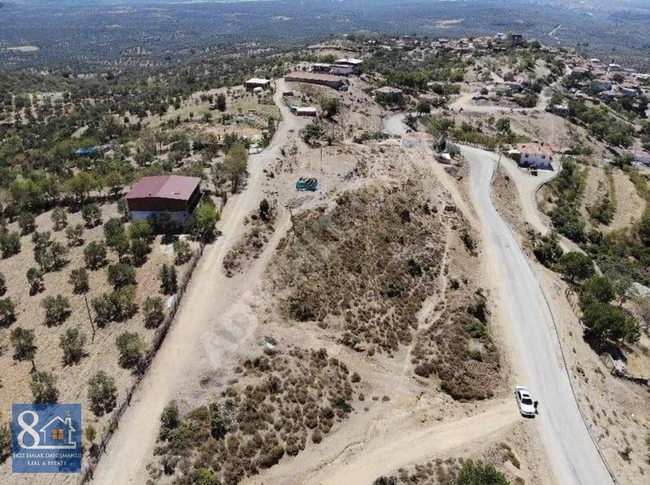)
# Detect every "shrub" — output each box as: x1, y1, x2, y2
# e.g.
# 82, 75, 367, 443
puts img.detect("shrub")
130, 238, 149, 266
579, 276, 615, 310
582, 302, 640, 343
110, 285, 138, 321
35, 241, 69, 272
0, 297, 14, 326
129, 220, 153, 243
10, 327, 37, 369
43, 295, 71, 326
532, 231, 563, 267
85, 425, 96, 444
69, 268, 90, 294
88, 371, 117, 416
59, 327, 86, 366
258, 445, 285, 469
173, 240, 192, 265
160, 401, 180, 440
259, 198, 271, 221
107, 263, 137, 289
26, 267, 44, 295
65, 224, 84, 247
115, 331, 145, 369
84, 241, 108, 270
0, 231, 21, 258
0, 272, 5, 296
143, 296, 165, 328
0, 420, 11, 463
186, 203, 220, 242
210, 405, 226, 439
457, 461, 508, 485
81, 203, 102, 228
51, 207, 68, 231
159, 264, 178, 295
30, 371, 58, 404
557, 251, 595, 283
92, 294, 116, 326
18, 212, 36, 235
